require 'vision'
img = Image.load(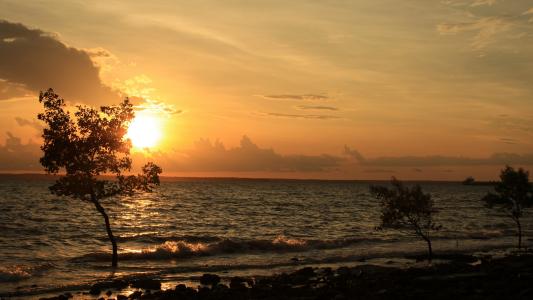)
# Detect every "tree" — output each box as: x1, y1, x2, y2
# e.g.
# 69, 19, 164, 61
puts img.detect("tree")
483, 166, 533, 250
370, 178, 441, 261
38, 88, 162, 267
